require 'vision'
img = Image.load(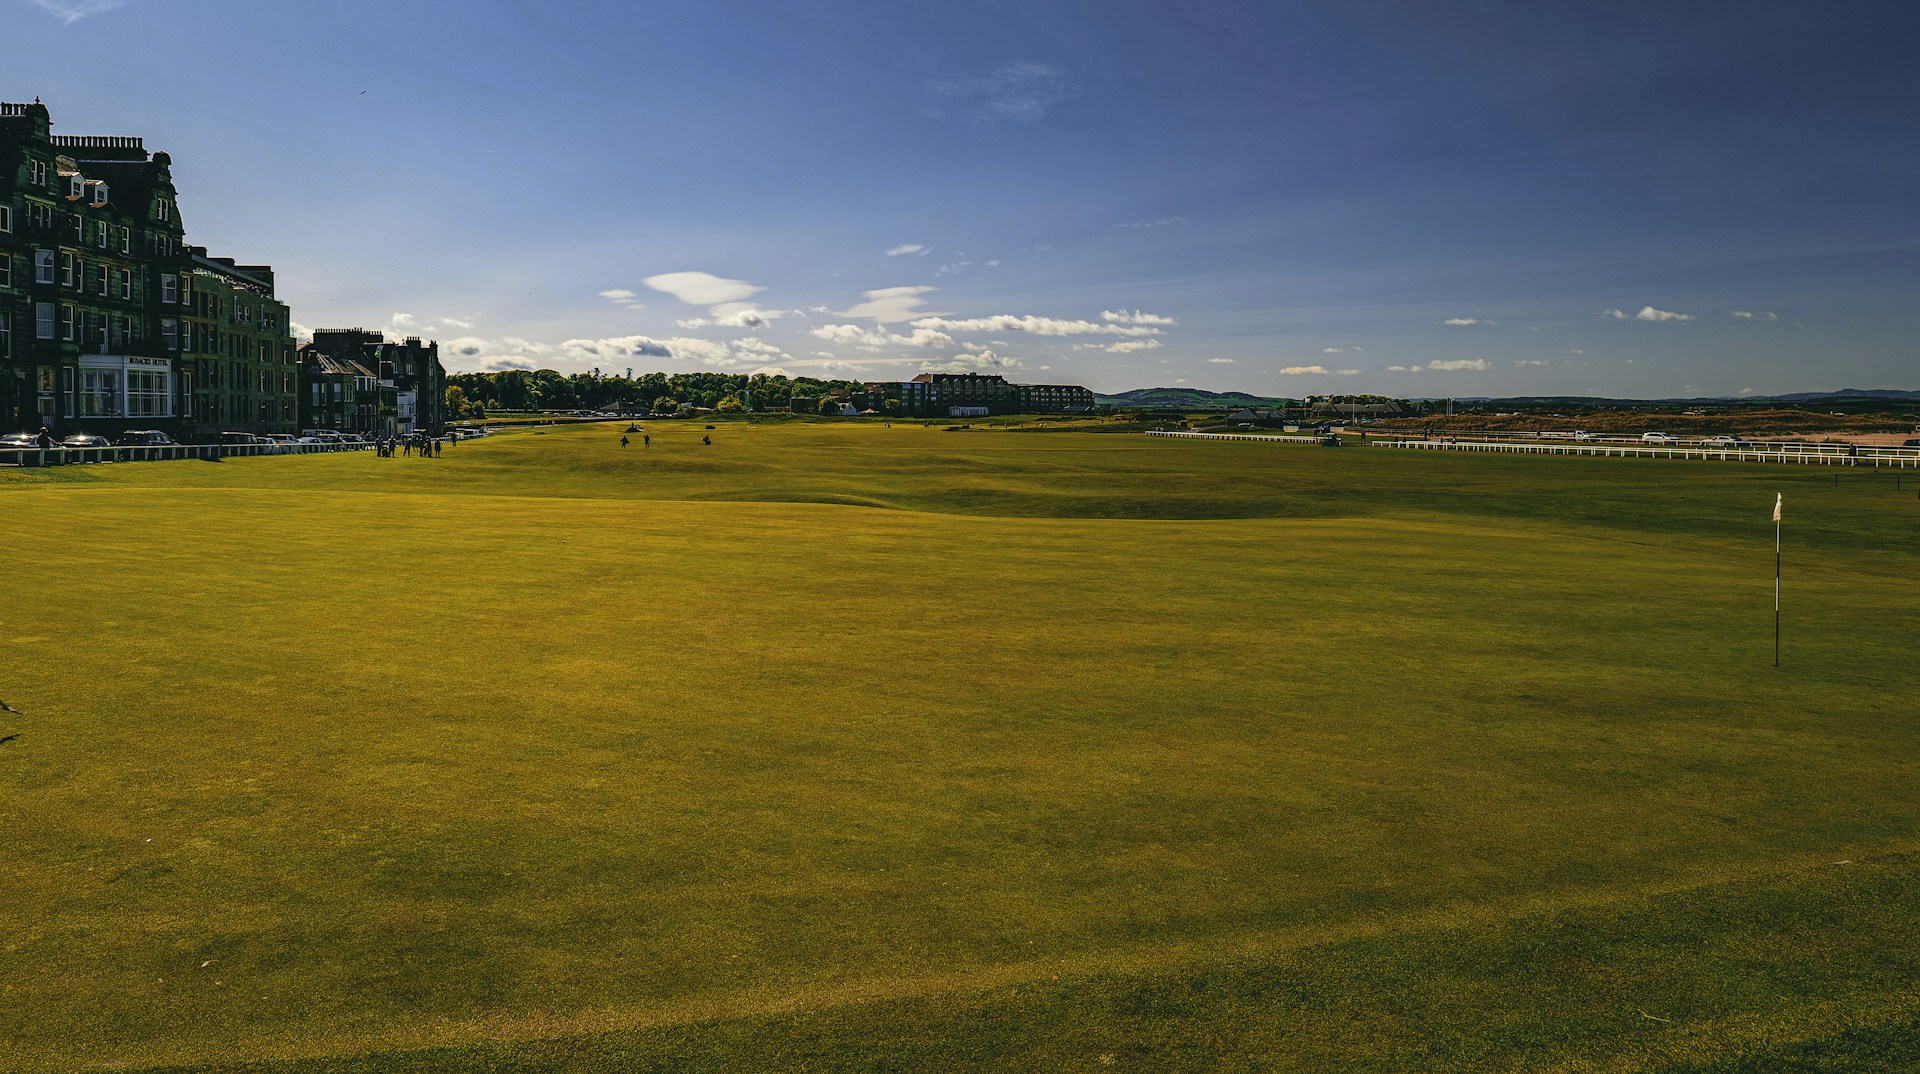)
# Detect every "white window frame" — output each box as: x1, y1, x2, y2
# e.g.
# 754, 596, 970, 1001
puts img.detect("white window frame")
60, 303, 74, 342
60, 252, 74, 288
96, 219, 108, 248
36, 302, 55, 340
68, 176, 84, 200
126, 368, 171, 418
34, 250, 54, 284
0, 256, 10, 290
0, 312, 9, 358
161, 274, 178, 304
120, 268, 132, 300
31, 160, 47, 187
162, 318, 178, 350
0, 204, 11, 234
120, 226, 131, 254
81, 369, 121, 417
